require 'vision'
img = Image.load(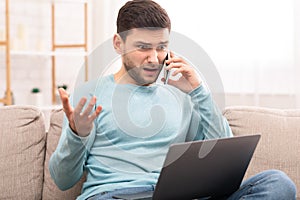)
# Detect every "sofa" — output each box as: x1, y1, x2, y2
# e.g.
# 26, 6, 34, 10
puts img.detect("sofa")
0, 105, 299, 199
